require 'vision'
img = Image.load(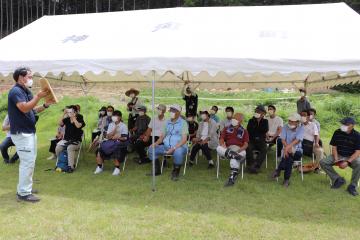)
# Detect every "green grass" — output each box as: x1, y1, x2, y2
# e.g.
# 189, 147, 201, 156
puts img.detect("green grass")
0, 91, 359, 239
